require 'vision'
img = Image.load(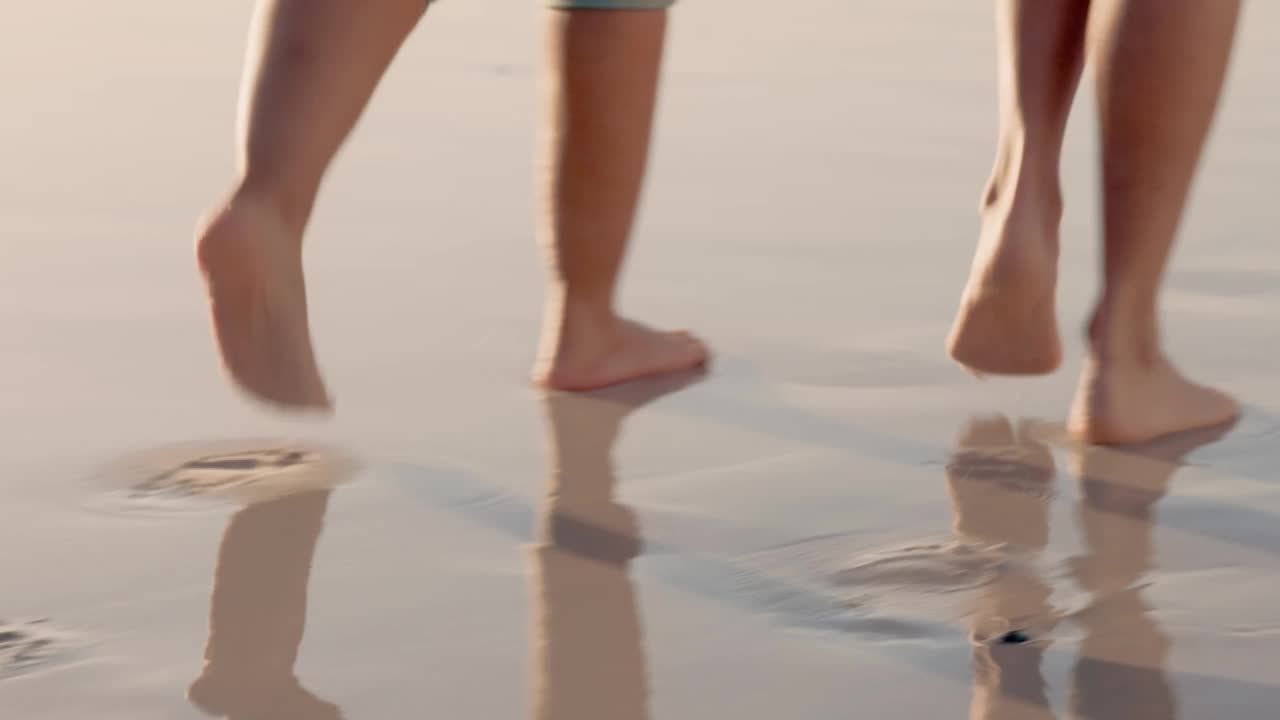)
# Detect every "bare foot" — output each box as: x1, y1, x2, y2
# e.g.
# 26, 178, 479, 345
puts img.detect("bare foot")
947, 200, 1063, 375
1068, 355, 1239, 445
534, 314, 709, 392
195, 194, 332, 411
